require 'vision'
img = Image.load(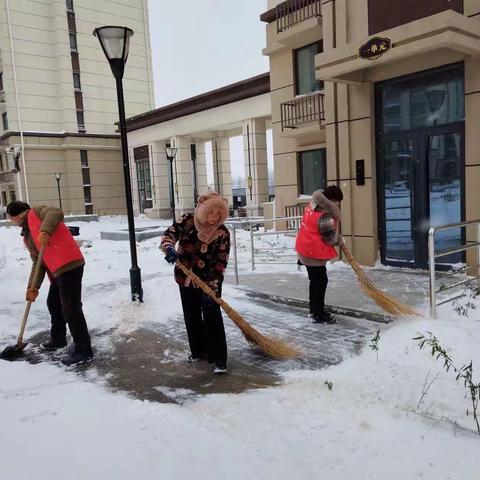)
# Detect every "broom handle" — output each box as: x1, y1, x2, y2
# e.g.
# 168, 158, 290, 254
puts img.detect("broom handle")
17, 246, 46, 344
175, 261, 225, 308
